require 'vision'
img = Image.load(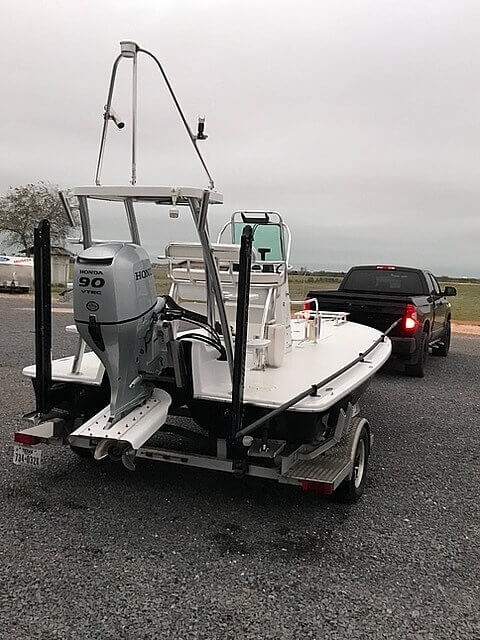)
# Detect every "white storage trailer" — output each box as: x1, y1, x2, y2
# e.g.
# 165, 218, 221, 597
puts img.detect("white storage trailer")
0, 249, 72, 293
0, 255, 33, 292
